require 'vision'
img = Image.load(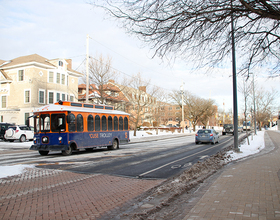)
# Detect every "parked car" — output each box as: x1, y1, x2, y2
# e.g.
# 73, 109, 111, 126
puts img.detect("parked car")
4, 125, 34, 142
238, 126, 243, 132
195, 129, 219, 145
0, 122, 14, 140
222, 124, 234, 135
